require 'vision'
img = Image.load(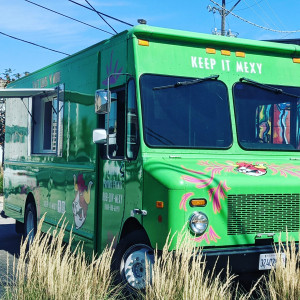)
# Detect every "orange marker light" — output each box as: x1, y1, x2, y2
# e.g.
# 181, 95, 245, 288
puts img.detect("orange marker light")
236, 51, 246, 58
293, 58, 300, 64
221, 50, 231, 56
138, 39, 149, 46
156, 201, 164, 208
206, 48, 216, 54
190, 199, 207, 207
